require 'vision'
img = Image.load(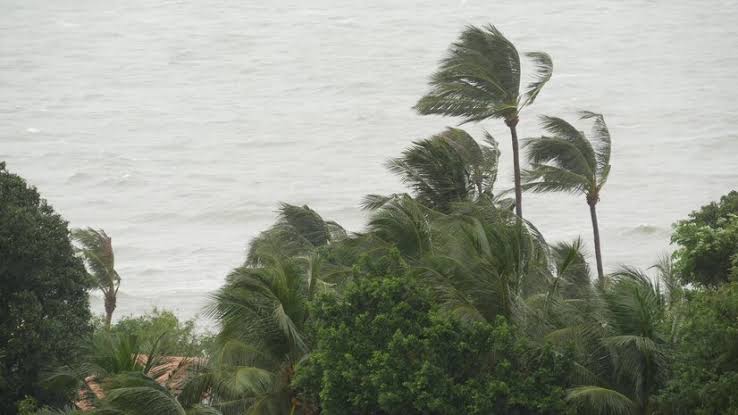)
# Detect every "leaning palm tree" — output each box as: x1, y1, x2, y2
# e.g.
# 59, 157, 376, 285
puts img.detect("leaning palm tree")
415, 24, 553, 218
73, 228, 121, 328
522, 112, 611, 281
